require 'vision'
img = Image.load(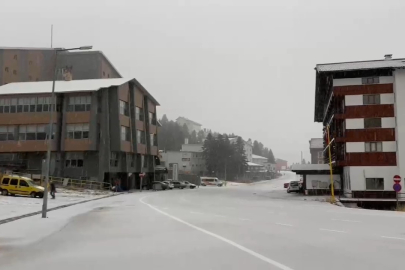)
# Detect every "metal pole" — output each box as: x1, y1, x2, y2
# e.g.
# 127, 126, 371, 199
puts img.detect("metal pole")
42, 50, 58, 218
224, 161, 227, 182
327, 125, 335, 203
